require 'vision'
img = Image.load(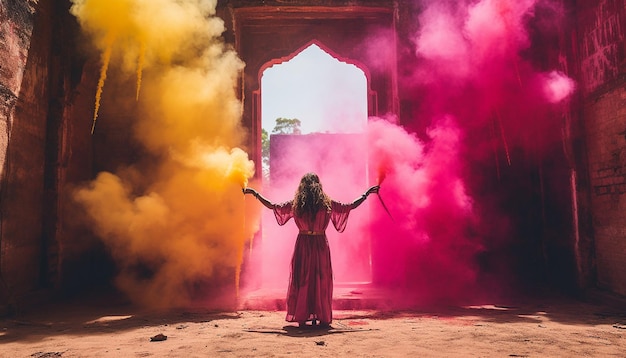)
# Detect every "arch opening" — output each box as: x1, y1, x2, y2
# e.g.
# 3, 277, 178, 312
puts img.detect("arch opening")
251, 42, 373, 290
